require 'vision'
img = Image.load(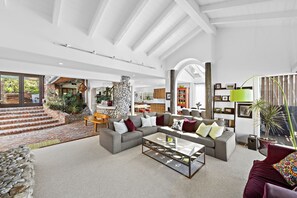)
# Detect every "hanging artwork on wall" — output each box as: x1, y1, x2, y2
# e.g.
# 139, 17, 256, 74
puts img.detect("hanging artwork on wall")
238, 104, 252, 118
